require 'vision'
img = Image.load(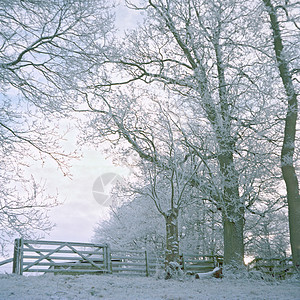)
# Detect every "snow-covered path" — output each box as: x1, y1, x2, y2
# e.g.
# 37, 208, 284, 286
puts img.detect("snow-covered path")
0, 274, 299, 300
